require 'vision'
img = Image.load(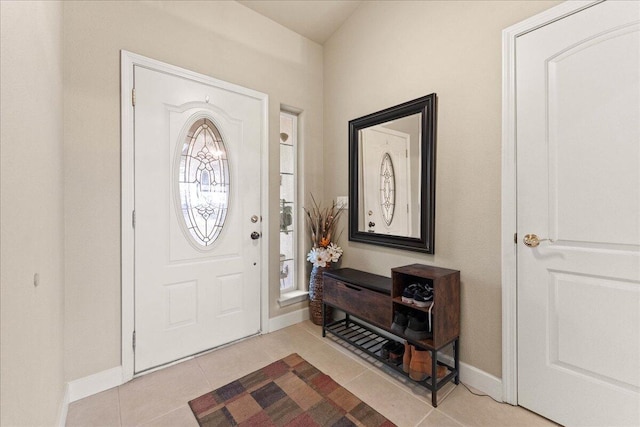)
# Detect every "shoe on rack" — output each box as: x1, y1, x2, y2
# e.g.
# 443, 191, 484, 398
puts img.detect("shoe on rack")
401, 283, 421, 304
409, 347, 438, 381
409, 347, 431, 381
413, 288, 433, 308
380, 340, 396, 360
404, 312, 431, 341
388, 342, 405, 365
403, 341, 412, 373
409, 347, 448, 381
391, 310, 409, 335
